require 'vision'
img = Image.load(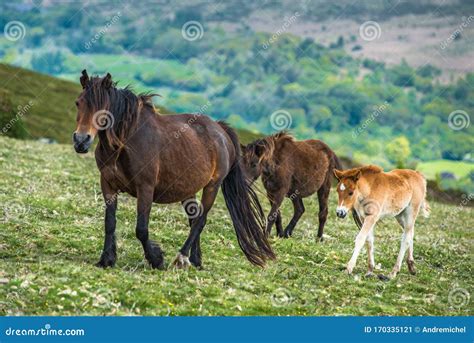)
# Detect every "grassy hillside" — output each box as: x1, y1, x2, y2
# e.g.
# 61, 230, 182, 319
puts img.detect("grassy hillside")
417, 160, 474, 180
0, 136, 472, 316
0, 64, 260, 144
